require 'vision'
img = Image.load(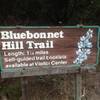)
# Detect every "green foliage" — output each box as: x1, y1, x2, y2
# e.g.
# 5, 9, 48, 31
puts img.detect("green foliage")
0, 0, 100, 25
